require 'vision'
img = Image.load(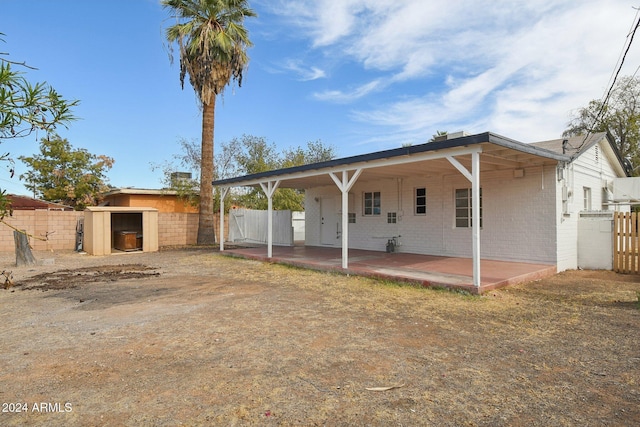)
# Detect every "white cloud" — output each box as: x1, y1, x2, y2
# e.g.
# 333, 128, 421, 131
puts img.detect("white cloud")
314, 79, 383, 102
281, 59, 327, 81
269, 0, 368, 46
273, 0, 640, 145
